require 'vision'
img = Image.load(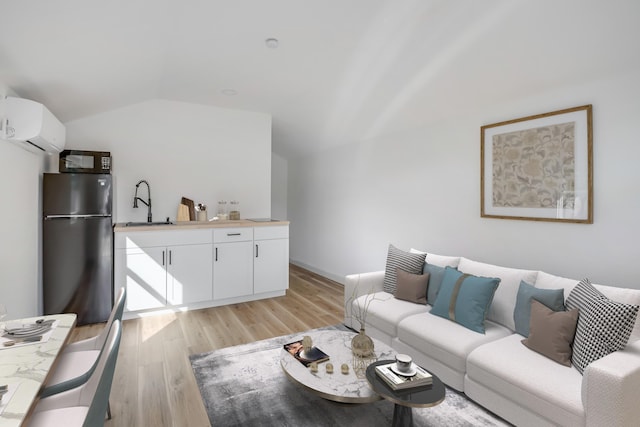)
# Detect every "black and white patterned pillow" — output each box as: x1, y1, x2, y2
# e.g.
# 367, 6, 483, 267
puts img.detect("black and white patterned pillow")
382, 245, 426, 294
566, 278, 639, 374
